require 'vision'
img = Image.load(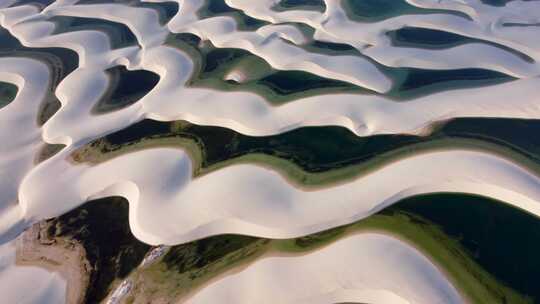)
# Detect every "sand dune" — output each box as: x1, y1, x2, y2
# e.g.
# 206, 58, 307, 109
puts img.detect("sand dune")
1, 0, 540, 303
0, 57, 51, 235
0, 239, 66, 304
187, 233, 462, 304
15, 147, 540, 246
2, 0, 540, 148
